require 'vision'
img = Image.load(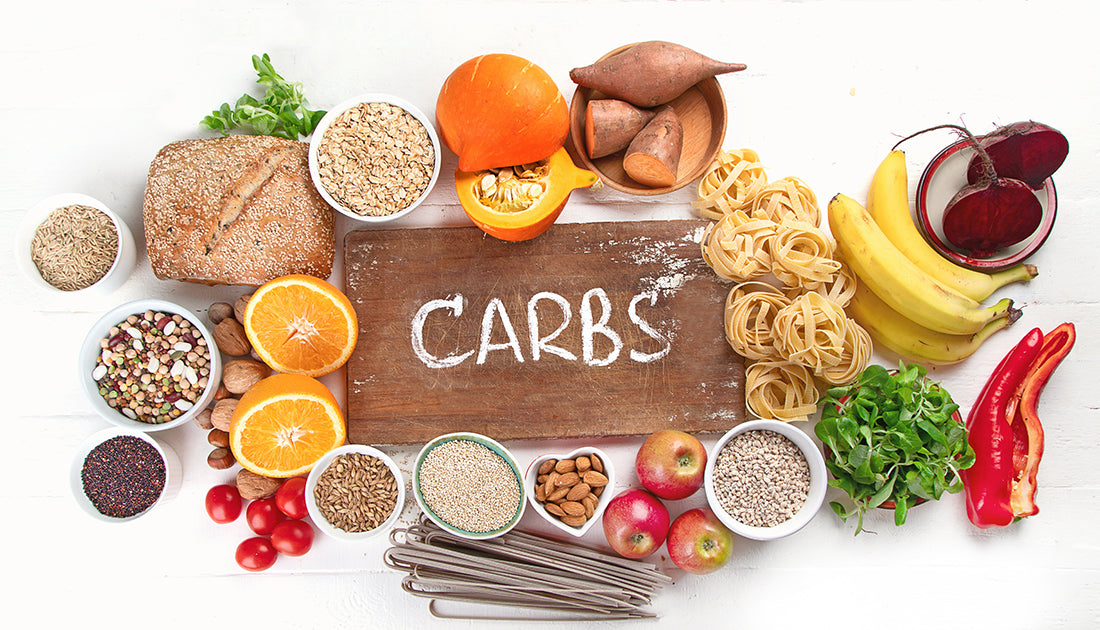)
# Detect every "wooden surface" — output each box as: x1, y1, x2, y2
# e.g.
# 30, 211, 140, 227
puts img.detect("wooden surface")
4, 1, 1099, 629
344, 220, 744, 444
